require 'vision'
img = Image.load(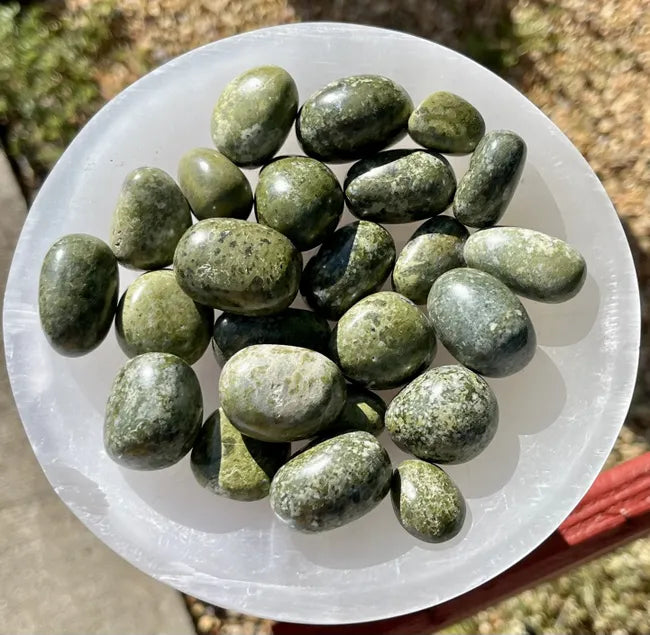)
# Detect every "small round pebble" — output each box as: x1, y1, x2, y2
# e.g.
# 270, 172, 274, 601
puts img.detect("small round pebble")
328, 385, 386, 436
